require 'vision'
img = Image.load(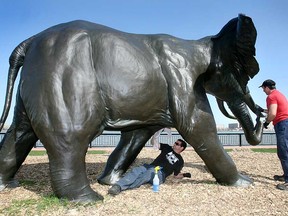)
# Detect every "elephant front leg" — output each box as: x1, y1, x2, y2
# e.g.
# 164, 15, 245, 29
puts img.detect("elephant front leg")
176, 89, 252, 187
98, 127, 160, 185
194, 131, 252, 186
181, 119, 253, 187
